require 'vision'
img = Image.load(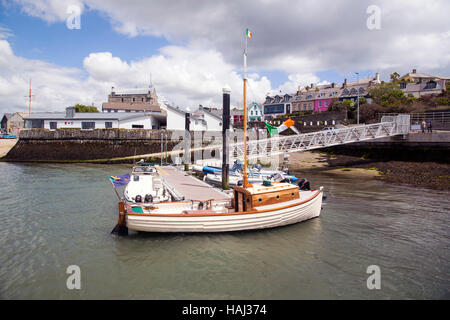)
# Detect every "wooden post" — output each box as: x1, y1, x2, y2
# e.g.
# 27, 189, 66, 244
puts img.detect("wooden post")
222, 87, 231, 190
184, 112, 190, 171
111, 201, 128, 236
